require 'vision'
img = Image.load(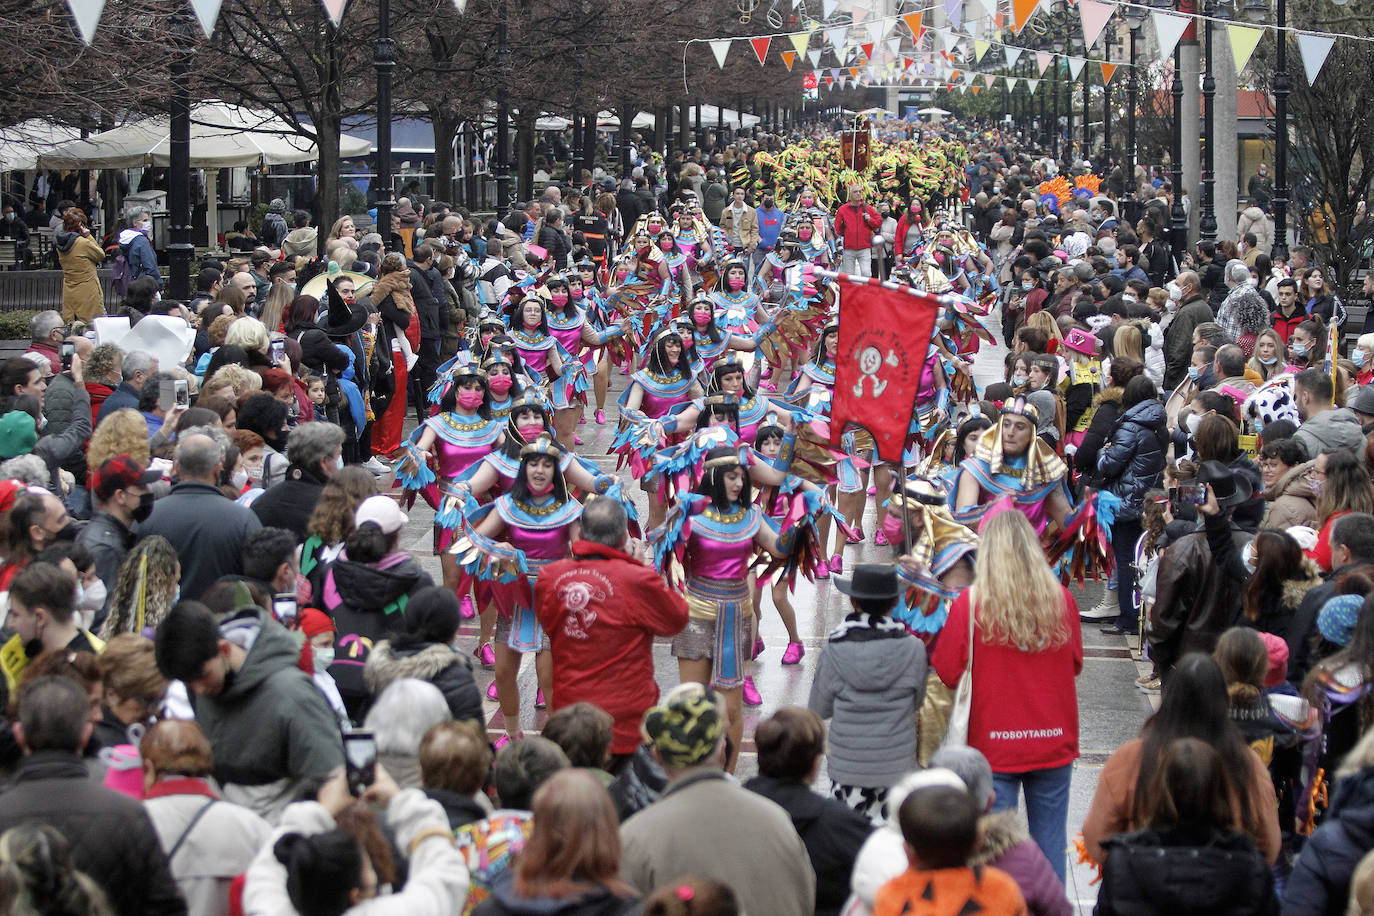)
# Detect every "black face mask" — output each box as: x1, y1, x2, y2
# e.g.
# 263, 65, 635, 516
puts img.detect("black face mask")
131, 491, 155, 524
